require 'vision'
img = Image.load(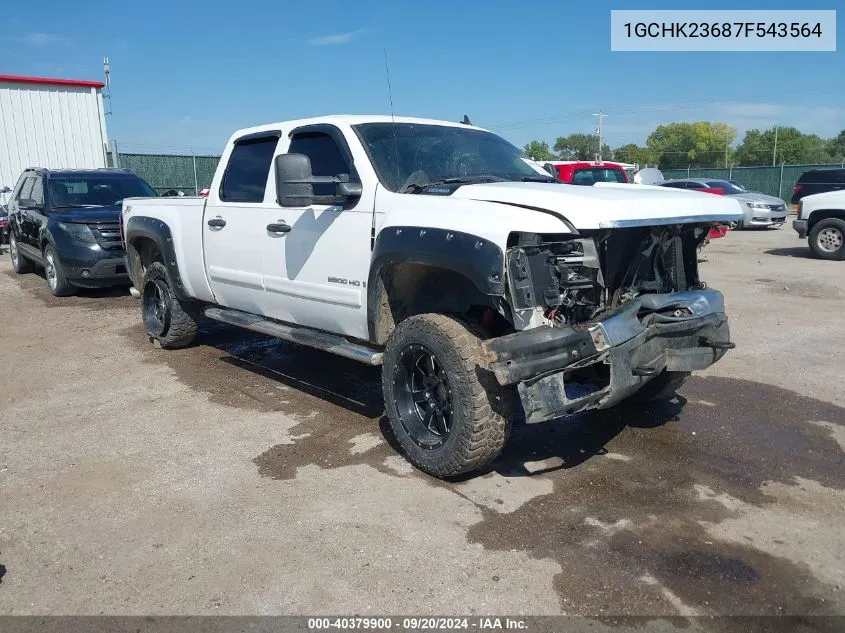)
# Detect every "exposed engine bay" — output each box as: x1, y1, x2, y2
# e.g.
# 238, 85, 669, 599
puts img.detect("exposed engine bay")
505, 225, 712, 328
